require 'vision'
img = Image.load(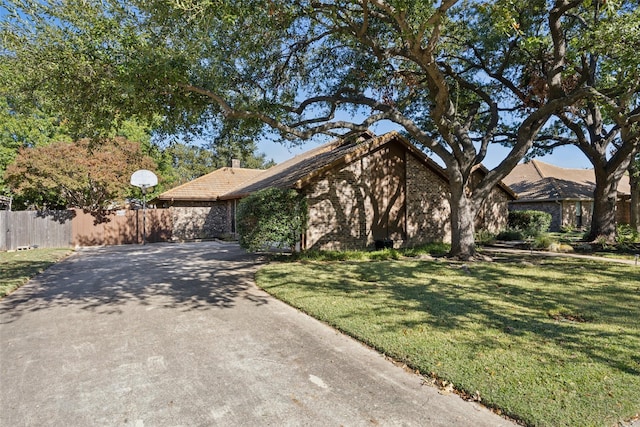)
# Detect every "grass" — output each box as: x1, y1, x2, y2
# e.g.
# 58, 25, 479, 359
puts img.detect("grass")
256, 254, 640, 426
0, 248, 73, 298
279, 242, 451, 262
593, 252, 640, 262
